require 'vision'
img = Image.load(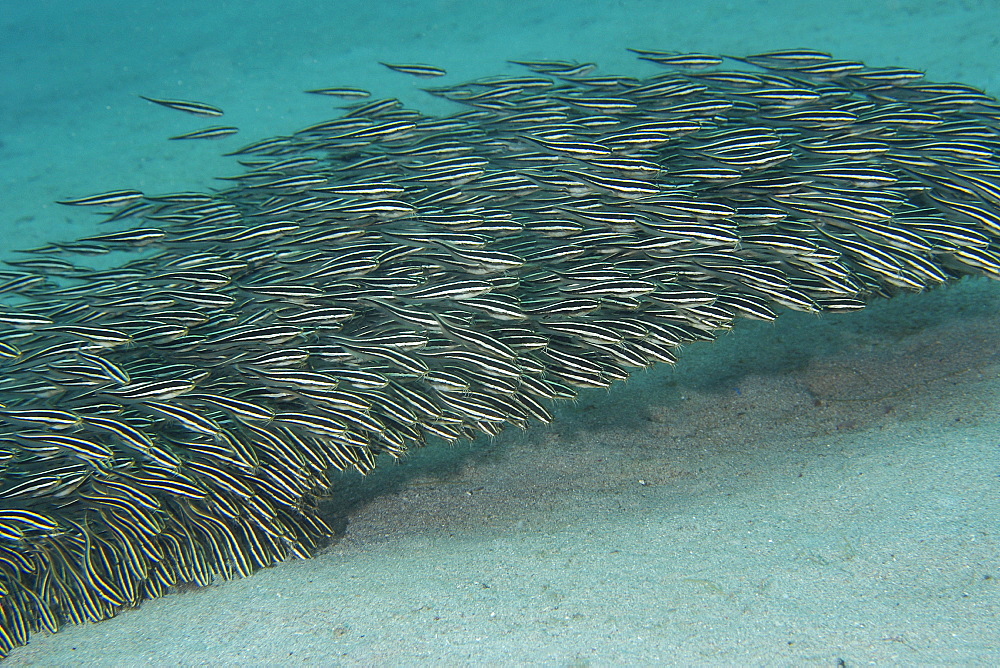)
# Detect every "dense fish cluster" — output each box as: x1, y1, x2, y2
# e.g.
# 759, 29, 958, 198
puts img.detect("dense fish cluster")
2, 48, 1000, 655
